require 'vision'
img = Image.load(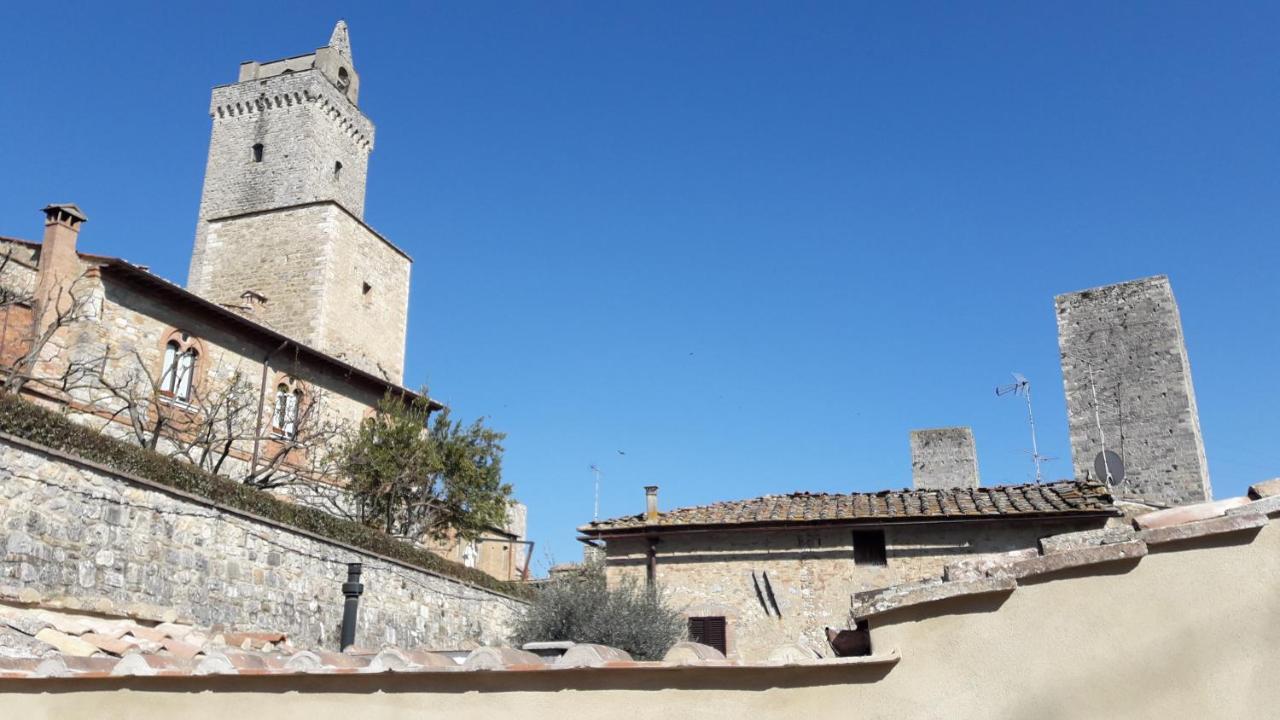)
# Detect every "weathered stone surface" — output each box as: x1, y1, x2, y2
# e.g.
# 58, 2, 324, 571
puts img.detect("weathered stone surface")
1248, 478, 1280, 500
0, 438, 524, 652
556, 644, 632, 668
851, 576, 1017, 620
1226, 495, 1280, 518
943, 549, 1039, 581
990, 540, 1147, 580
1056, 276, 1211, 507
464, 646, 541, 670
766, 643, 820, 663
0, 627, 54, 659
1141, 512, 1267, 545
33, 628, 99, 657
1135, 498, 1251, 530
663, 642, 727, 664
910, 427, 979, 490
1039, 526, 1136, 555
